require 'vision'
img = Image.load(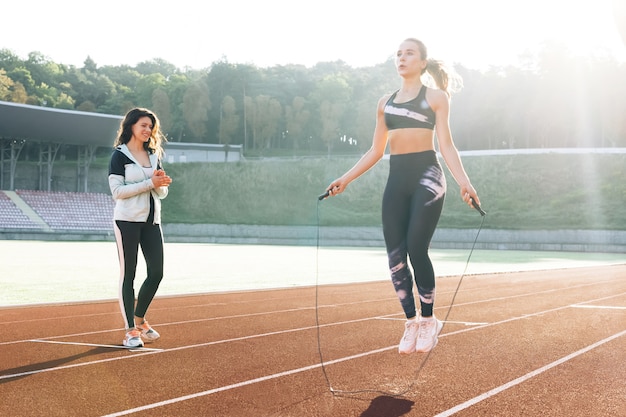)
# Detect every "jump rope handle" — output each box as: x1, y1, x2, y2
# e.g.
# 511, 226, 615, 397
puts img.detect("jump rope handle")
471, 197, 487, 216
318, 190, 330, 201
